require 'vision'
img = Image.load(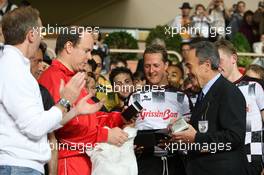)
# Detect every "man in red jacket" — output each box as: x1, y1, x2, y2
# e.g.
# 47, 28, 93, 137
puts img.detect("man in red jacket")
39, 27, 128, 175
